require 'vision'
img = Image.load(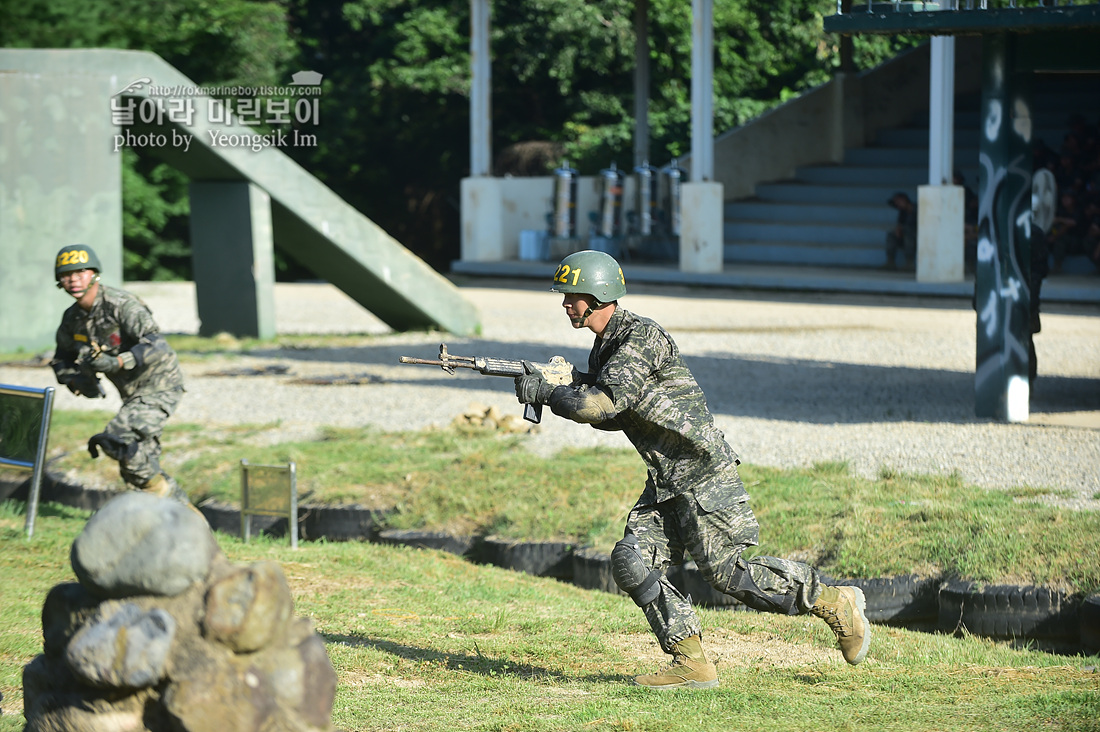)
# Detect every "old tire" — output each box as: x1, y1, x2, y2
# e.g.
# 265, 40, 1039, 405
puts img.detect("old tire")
474, 538, 575, 580
571, 548, 623, 595
1079, 595, 1100, 655
667, 562, 743, 609
376, 529, 474, 556
937, 581, 1079, 640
